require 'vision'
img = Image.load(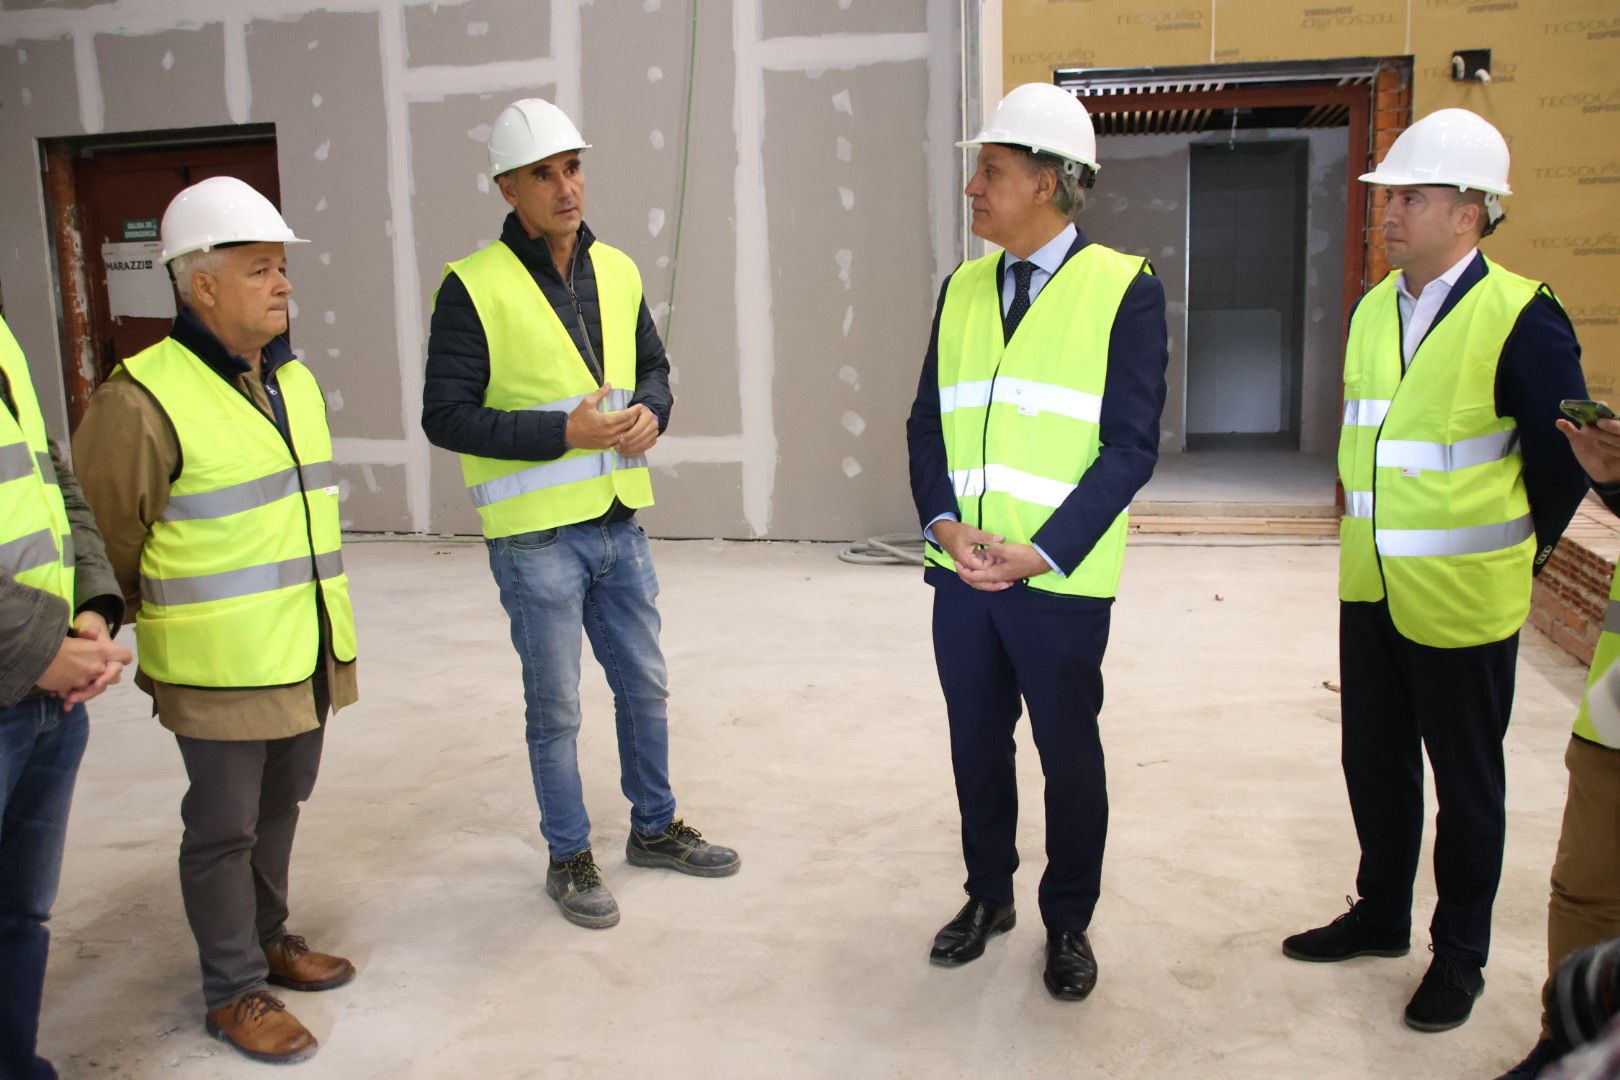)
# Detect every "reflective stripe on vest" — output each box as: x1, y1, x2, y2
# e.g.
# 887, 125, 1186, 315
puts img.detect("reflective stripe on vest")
1342, 494, 1531, 555
122, 339, 357, 688
949, 464, 1076, 509
939, 378, 1104, 424
1337, 257, 1548, 648
142, 549, 345, 607
1343, 399, 1392, 427
0, 444, 52, 485
926, 242, 1147, 598
470, 451, 649, 509
162, 461, 338, 522
1374, 430, 1519, 474
447, 240, 654, 538
1575, 568, 1620, 748
464, 387, 643, 509
1373, 515, 1534, 558
0, 527, 62, 574
0, 316, 74, 618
